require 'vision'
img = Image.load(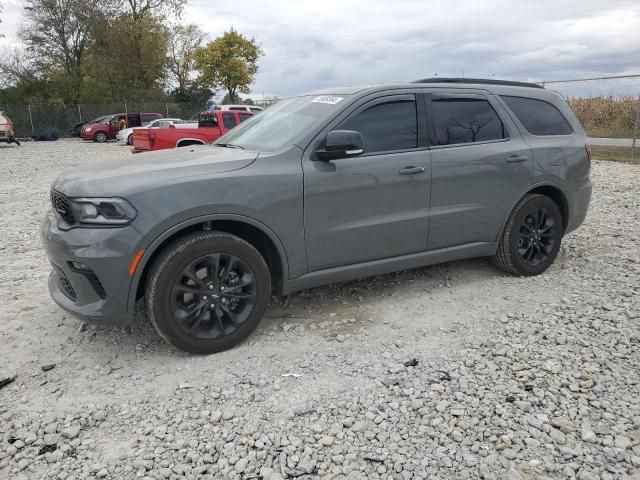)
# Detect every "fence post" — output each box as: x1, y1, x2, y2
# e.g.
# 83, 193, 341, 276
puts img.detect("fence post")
27, 104, 35, 138
78, 104, 82, 122
632, 95, 640, 160
166, 103, 169, 117
124, 99, 128, 115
